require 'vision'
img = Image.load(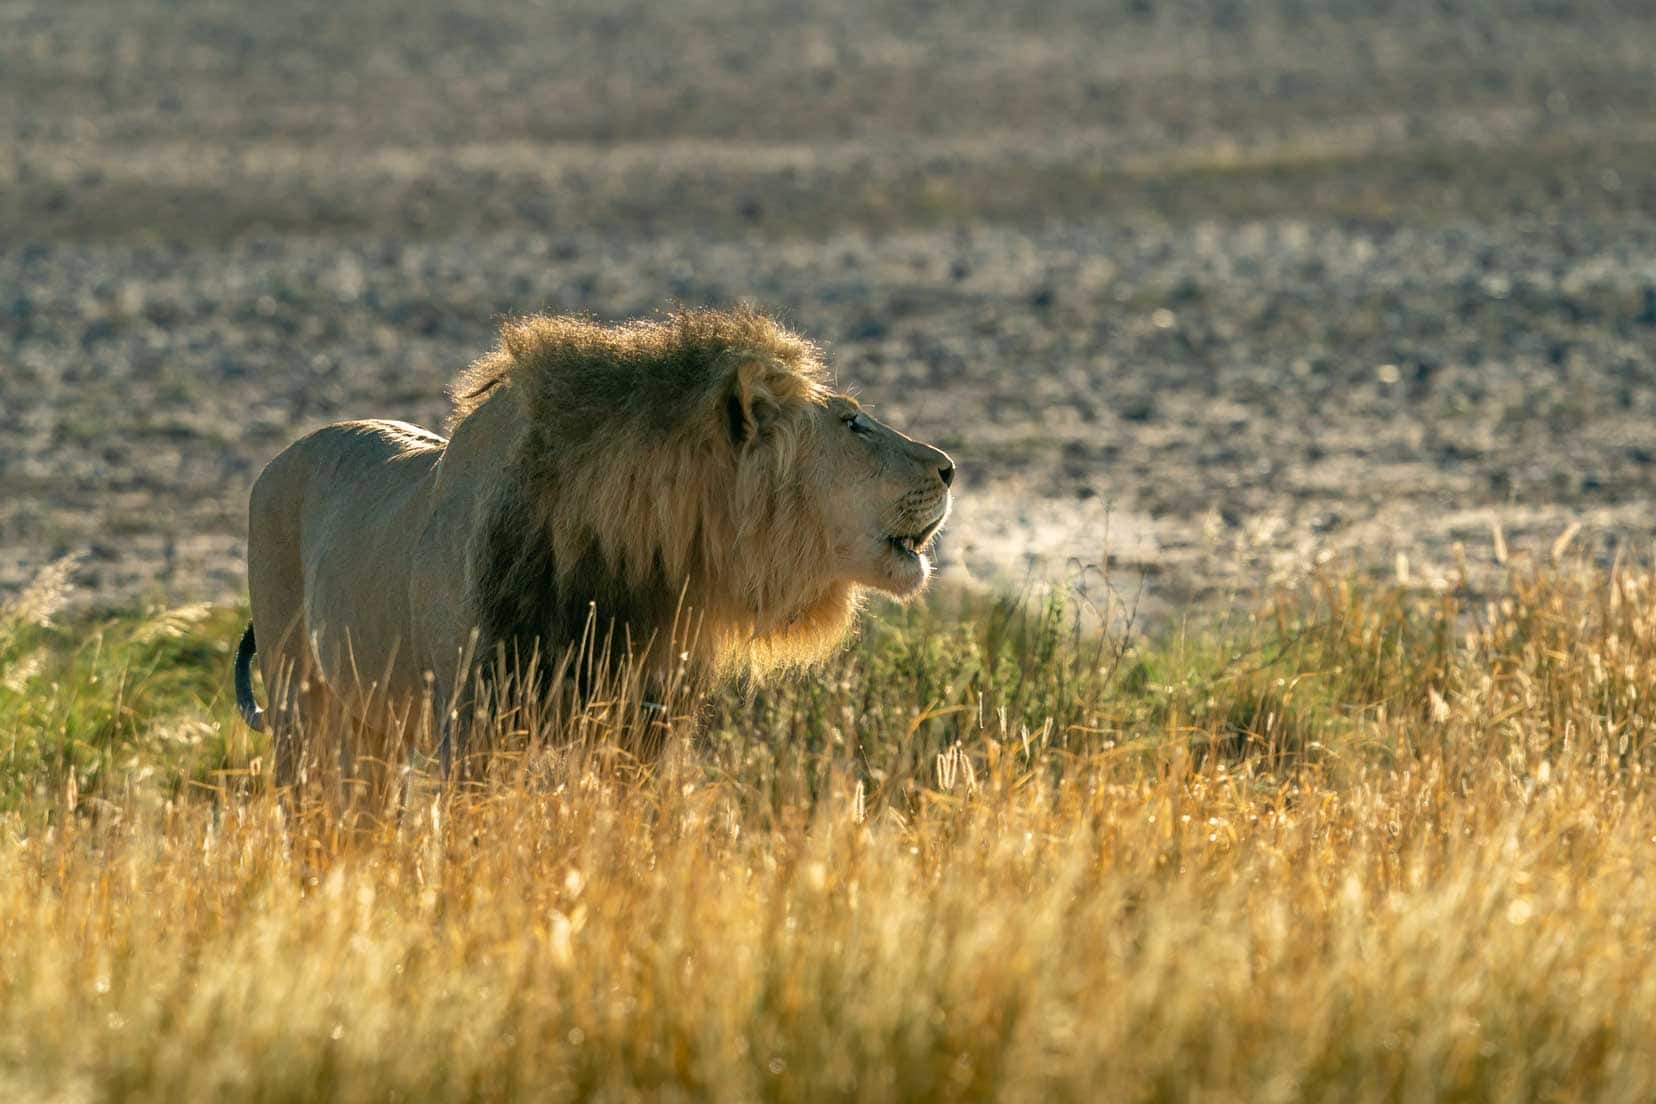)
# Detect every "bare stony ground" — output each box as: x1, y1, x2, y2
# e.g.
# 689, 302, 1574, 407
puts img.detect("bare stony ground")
3, 0, 1654, 622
